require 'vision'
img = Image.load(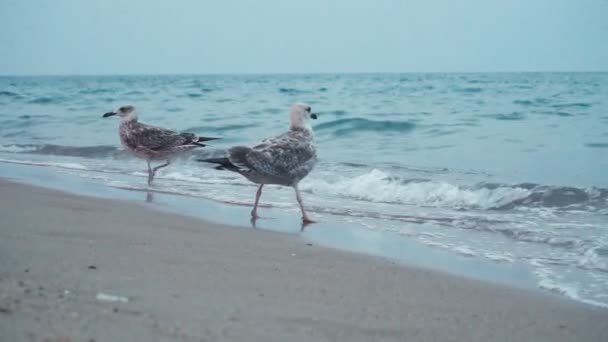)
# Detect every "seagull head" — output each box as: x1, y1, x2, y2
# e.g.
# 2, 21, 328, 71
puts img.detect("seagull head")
289, 103, 317, 130
103, 105, 138, 121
